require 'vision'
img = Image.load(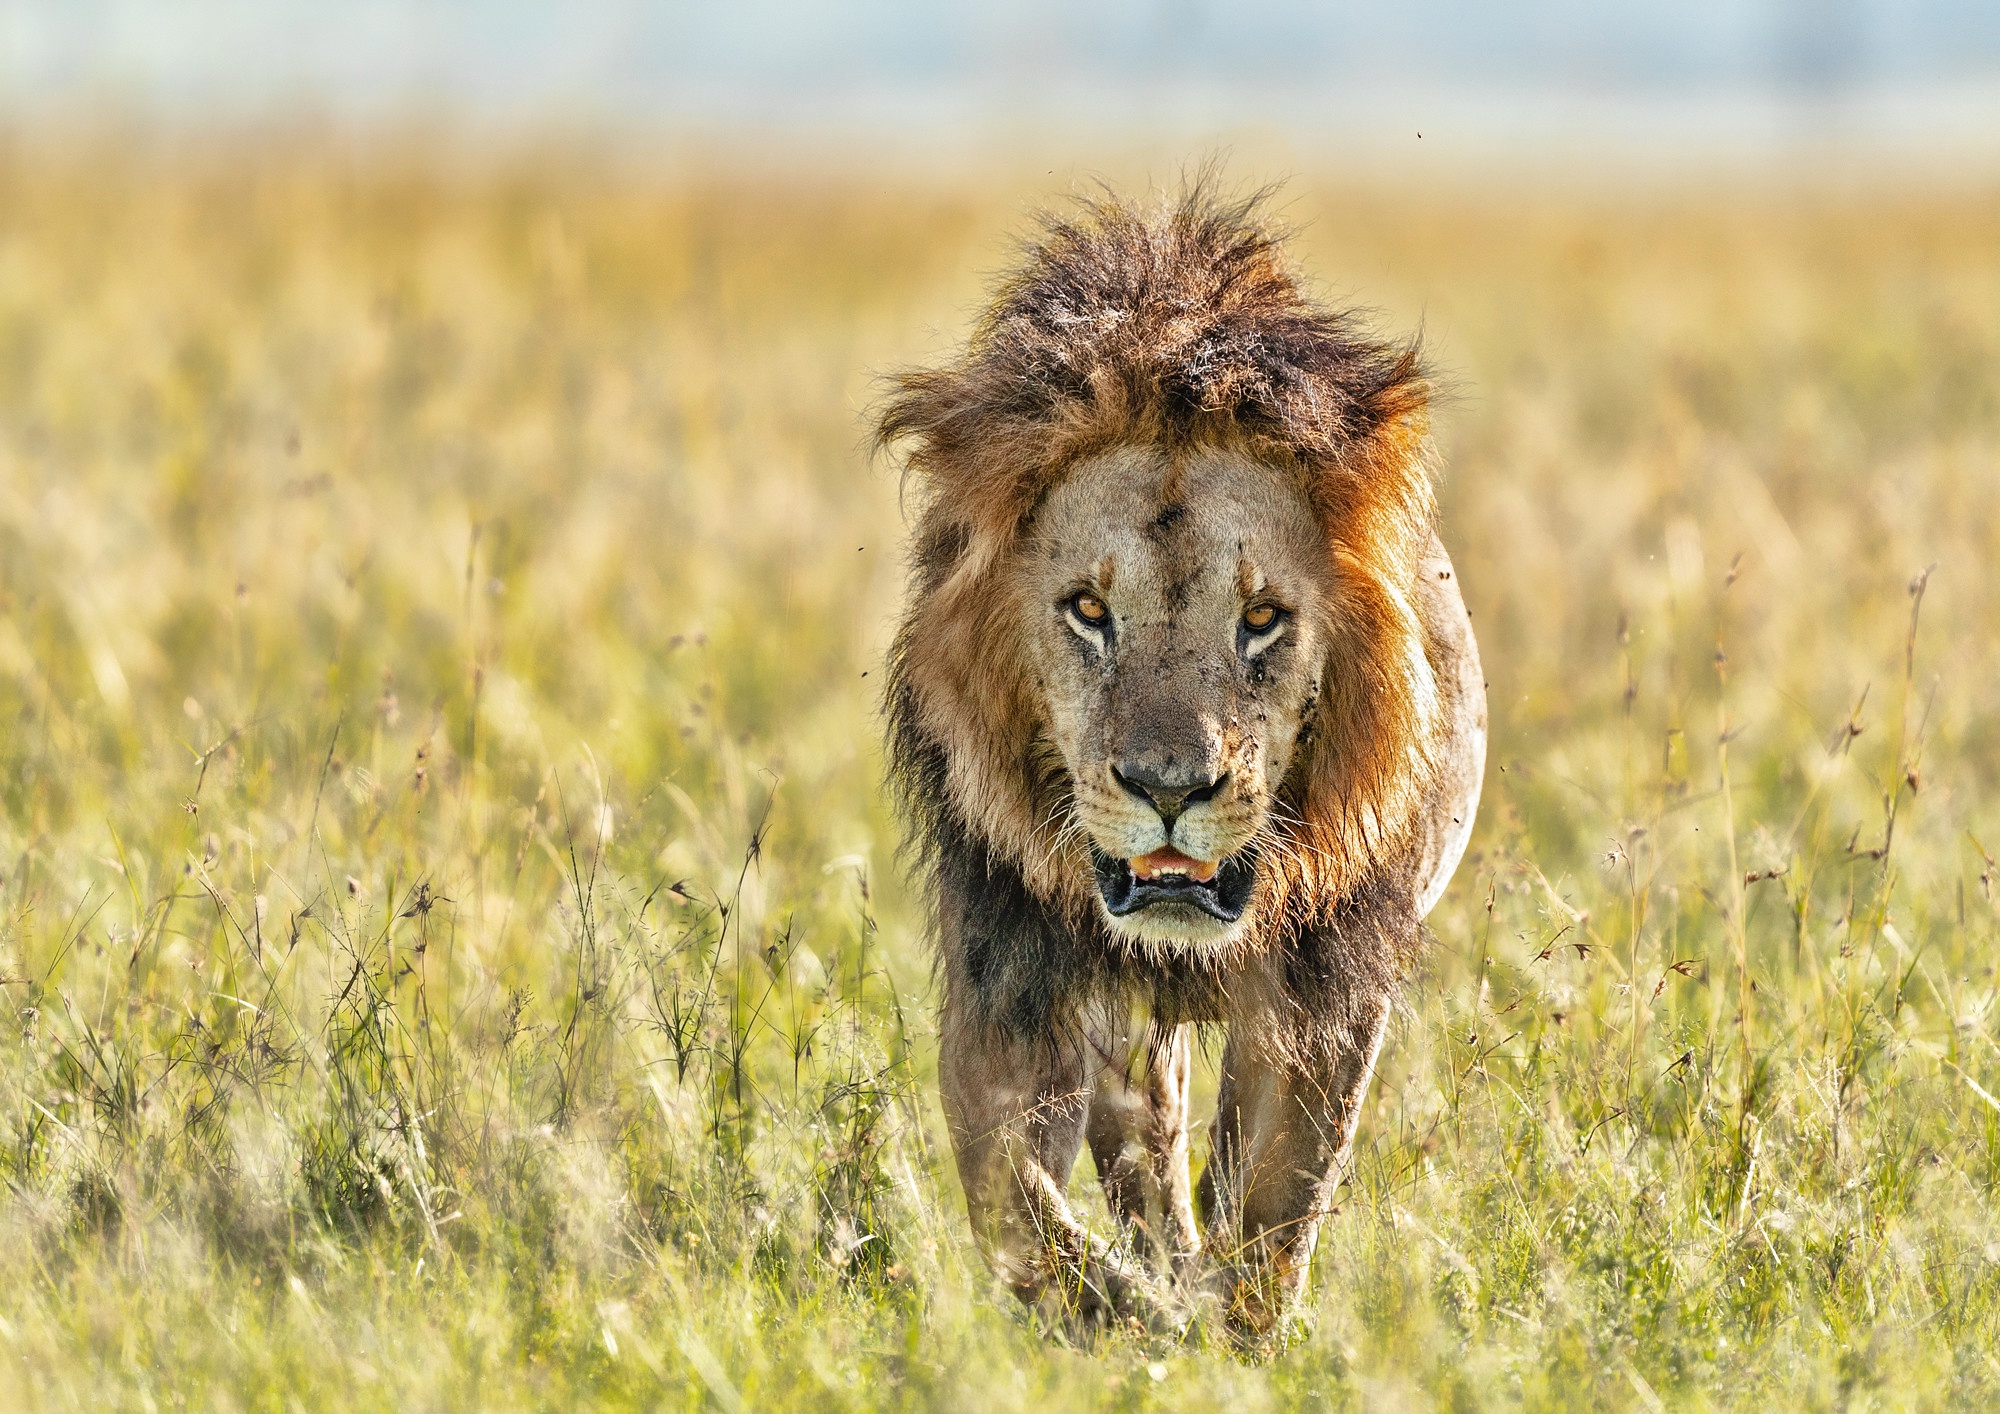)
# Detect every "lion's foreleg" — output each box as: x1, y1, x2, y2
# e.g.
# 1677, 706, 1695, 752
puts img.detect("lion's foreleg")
1198, 993, 1392, 1336
1143, 1023, 1203, 1277
1085, 1021, 1200, 1278
938, 997, 1170, 1331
